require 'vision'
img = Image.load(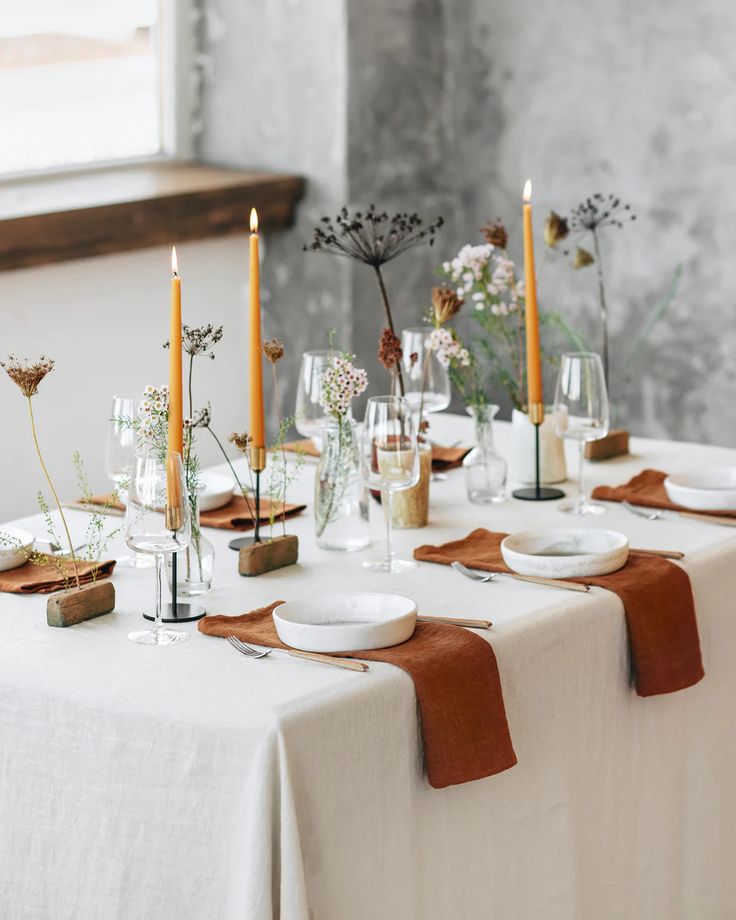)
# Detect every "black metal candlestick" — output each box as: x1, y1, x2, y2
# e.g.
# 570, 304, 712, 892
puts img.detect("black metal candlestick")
229, 447, 266, 552
512, 404, 565, 502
